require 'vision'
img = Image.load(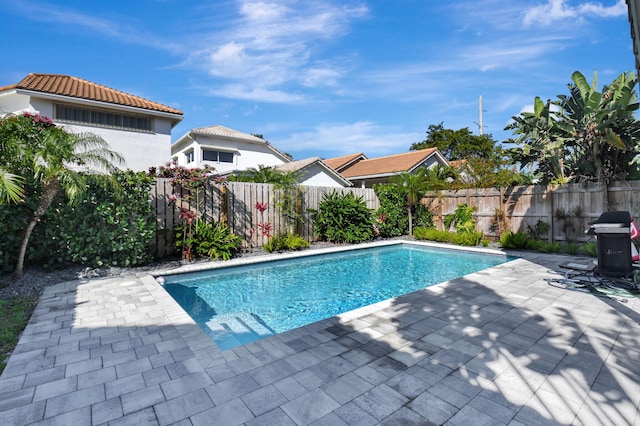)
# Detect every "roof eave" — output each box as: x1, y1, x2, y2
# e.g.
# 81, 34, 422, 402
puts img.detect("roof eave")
344, 171, 403, 180
15, 89, 184, 124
